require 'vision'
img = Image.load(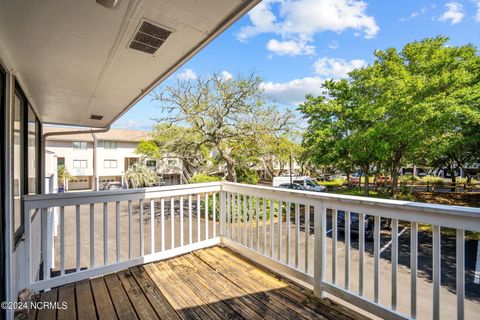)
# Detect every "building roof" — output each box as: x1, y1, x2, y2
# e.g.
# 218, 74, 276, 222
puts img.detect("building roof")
44, 127, 149, 143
